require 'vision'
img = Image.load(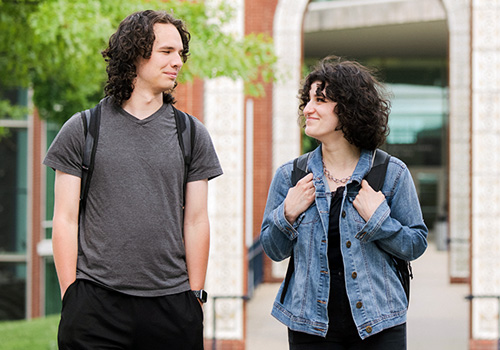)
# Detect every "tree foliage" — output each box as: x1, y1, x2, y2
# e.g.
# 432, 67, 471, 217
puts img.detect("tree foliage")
0, 0, 276, 124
